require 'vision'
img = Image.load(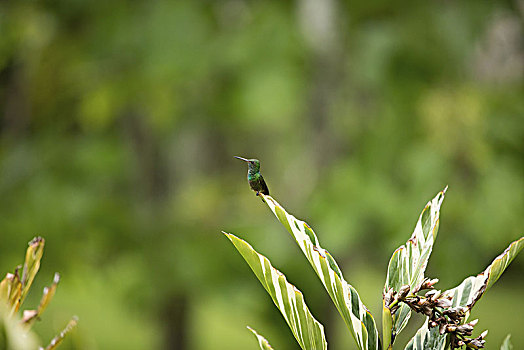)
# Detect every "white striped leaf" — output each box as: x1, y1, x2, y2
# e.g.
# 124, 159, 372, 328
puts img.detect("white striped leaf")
260, 195, 380, 350
405, 236, 524, 350
383, 188, 446, 347
224, 233, 327, 350
443, 236, 524, 311
500, 335, 512, 350
403, 321, 446, 350
247, 326, 275, 350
